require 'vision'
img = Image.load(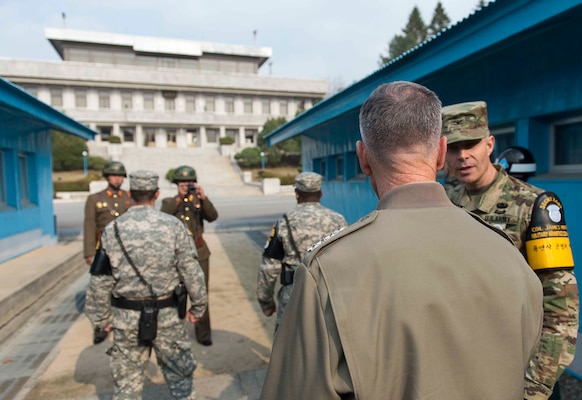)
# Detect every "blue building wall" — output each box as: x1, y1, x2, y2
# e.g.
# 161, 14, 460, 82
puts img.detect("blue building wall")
0, 77, 95, 263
